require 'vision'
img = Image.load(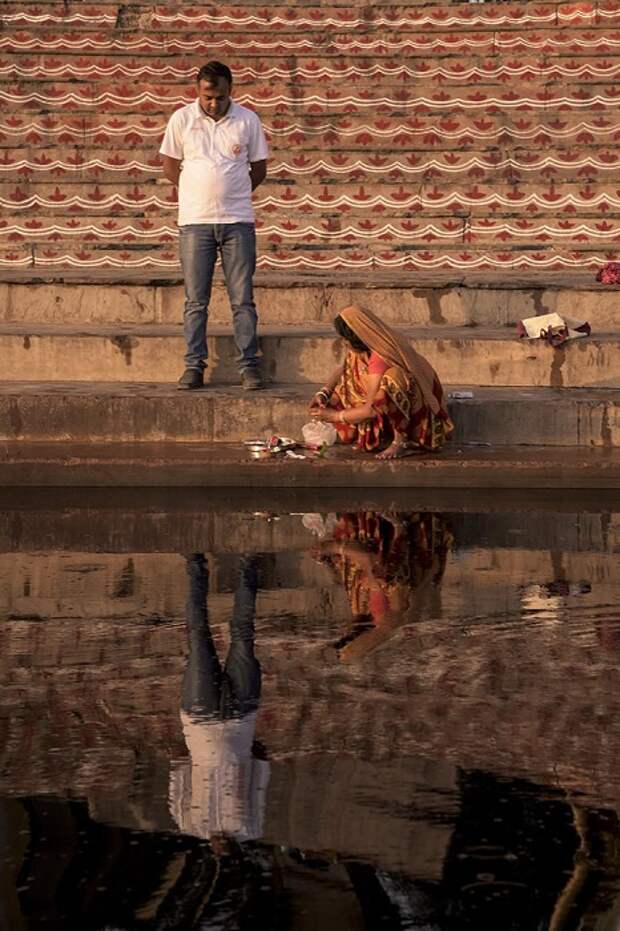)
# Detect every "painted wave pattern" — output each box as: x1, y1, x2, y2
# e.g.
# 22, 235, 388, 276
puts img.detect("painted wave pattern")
1, 154, 620, 176
2, 117, 620, 145
5, 33, 620, 53
2, 5, 620, 270
4, 88, 620, 109
6, 61, 620, 81
2, 6, 619, 28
